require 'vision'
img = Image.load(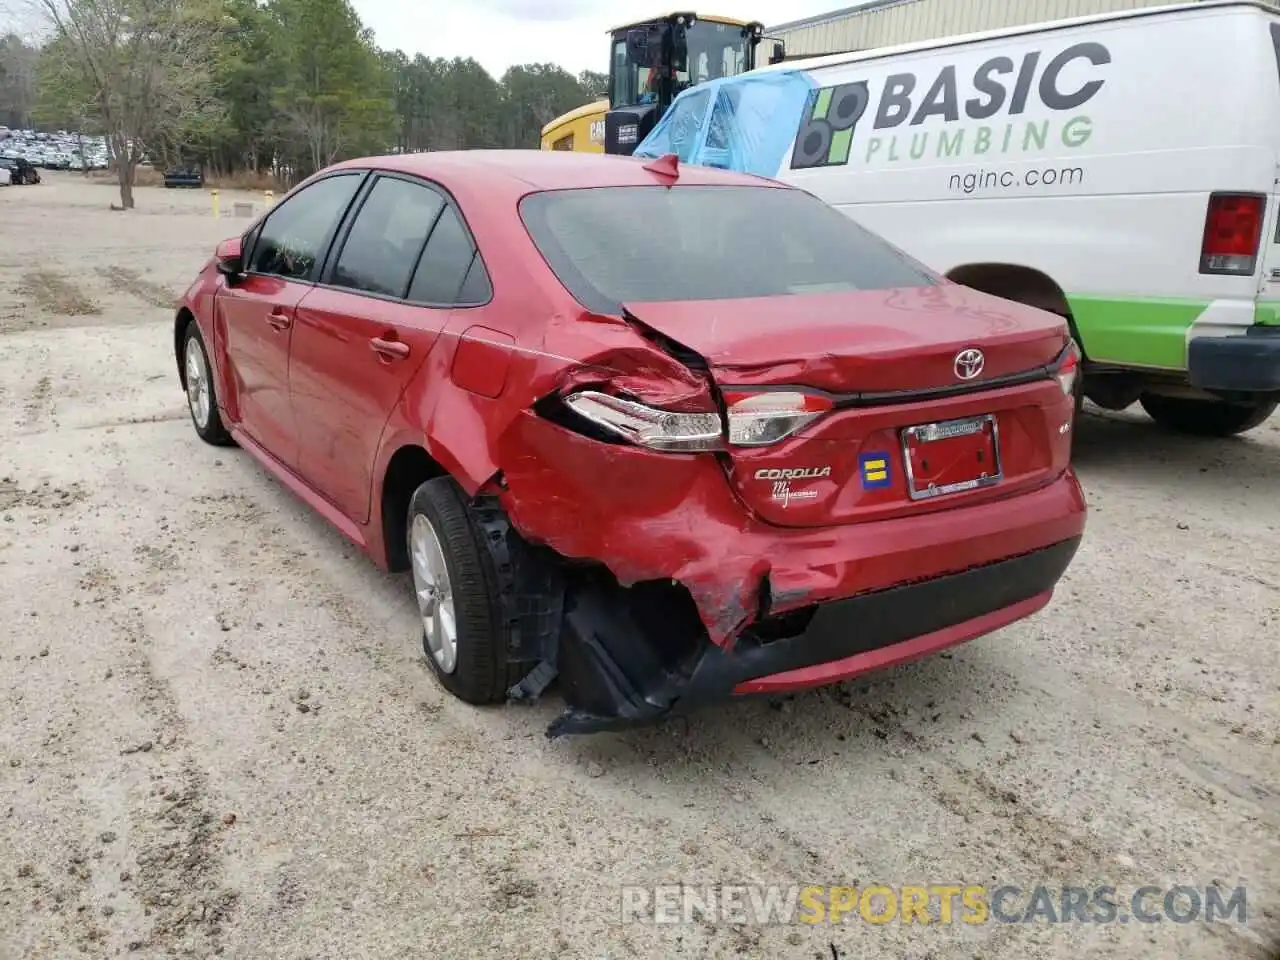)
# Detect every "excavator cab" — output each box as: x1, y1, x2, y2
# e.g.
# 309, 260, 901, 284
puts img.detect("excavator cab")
604, 12, 773, 155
